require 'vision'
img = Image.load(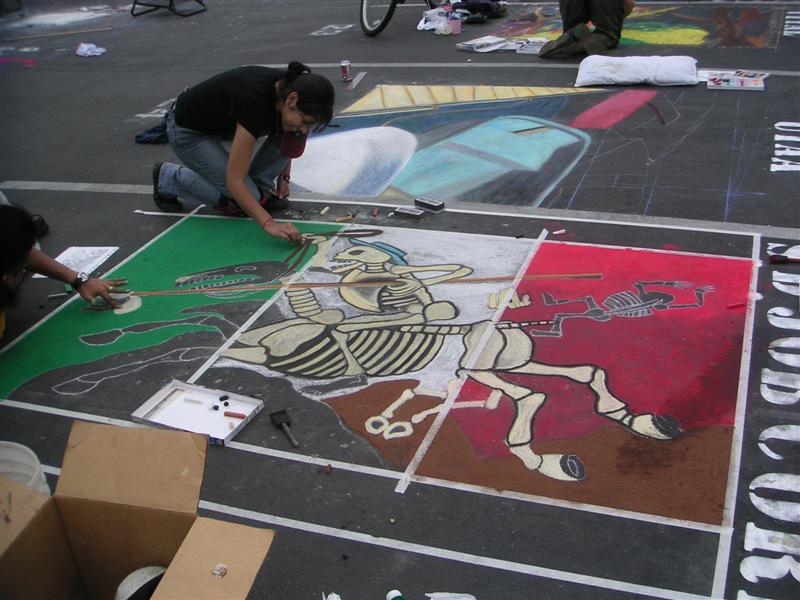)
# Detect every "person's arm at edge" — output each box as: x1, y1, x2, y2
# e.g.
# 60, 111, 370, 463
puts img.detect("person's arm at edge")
26, 248, 120, 305
228, 125, 302, 243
